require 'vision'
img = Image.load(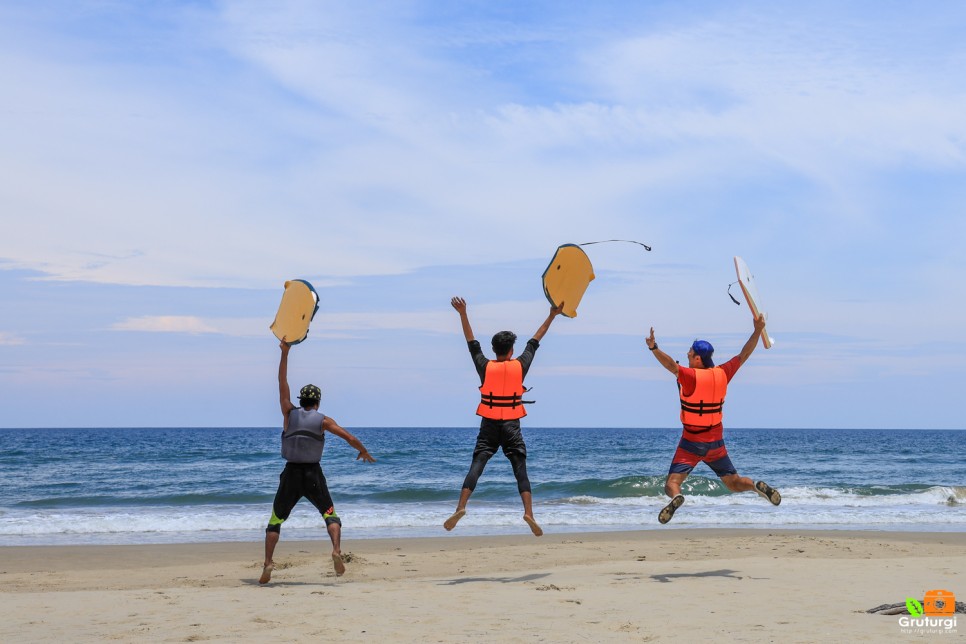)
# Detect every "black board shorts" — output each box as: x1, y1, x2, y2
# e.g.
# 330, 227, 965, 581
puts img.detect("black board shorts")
473, 418, 528, 460
271, 462, 337, 522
